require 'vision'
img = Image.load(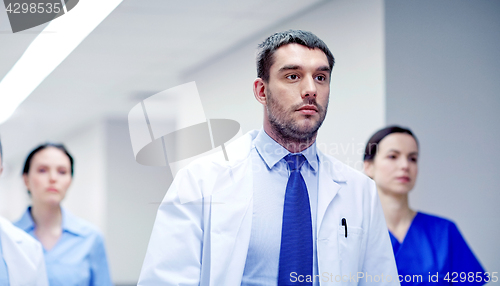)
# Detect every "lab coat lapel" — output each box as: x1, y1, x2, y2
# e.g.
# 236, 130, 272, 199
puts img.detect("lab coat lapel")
209, 133, 254, 286
316, 152, 347, 281
0, 218, 37, 286
317, 151, 345, 234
